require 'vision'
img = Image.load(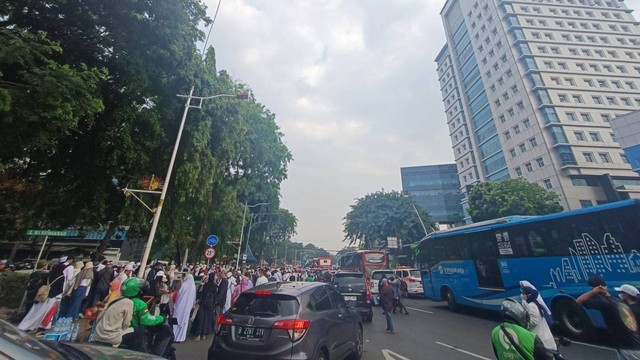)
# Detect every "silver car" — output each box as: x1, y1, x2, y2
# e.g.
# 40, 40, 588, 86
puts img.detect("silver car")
0, 319, 163, 359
